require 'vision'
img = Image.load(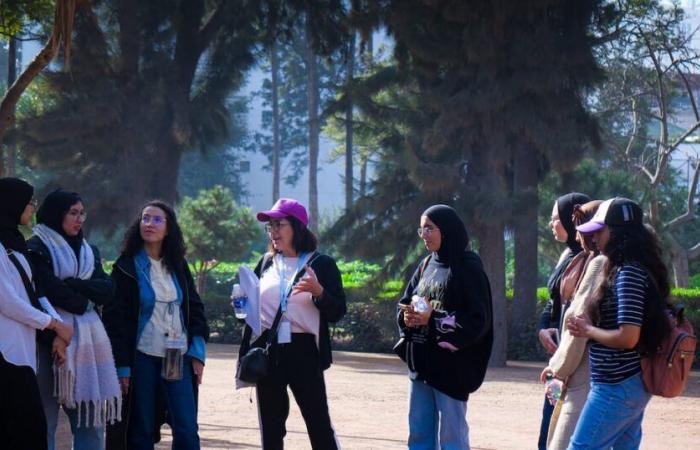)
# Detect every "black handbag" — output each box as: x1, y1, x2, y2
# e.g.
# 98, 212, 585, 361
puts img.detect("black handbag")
236, 251, 318, 383
237, 308, 283, 383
